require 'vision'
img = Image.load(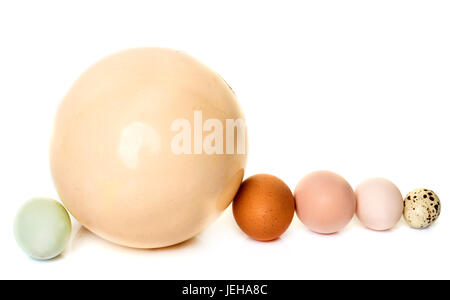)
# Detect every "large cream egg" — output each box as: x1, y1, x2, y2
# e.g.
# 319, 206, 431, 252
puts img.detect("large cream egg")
50, 48, 247, 248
